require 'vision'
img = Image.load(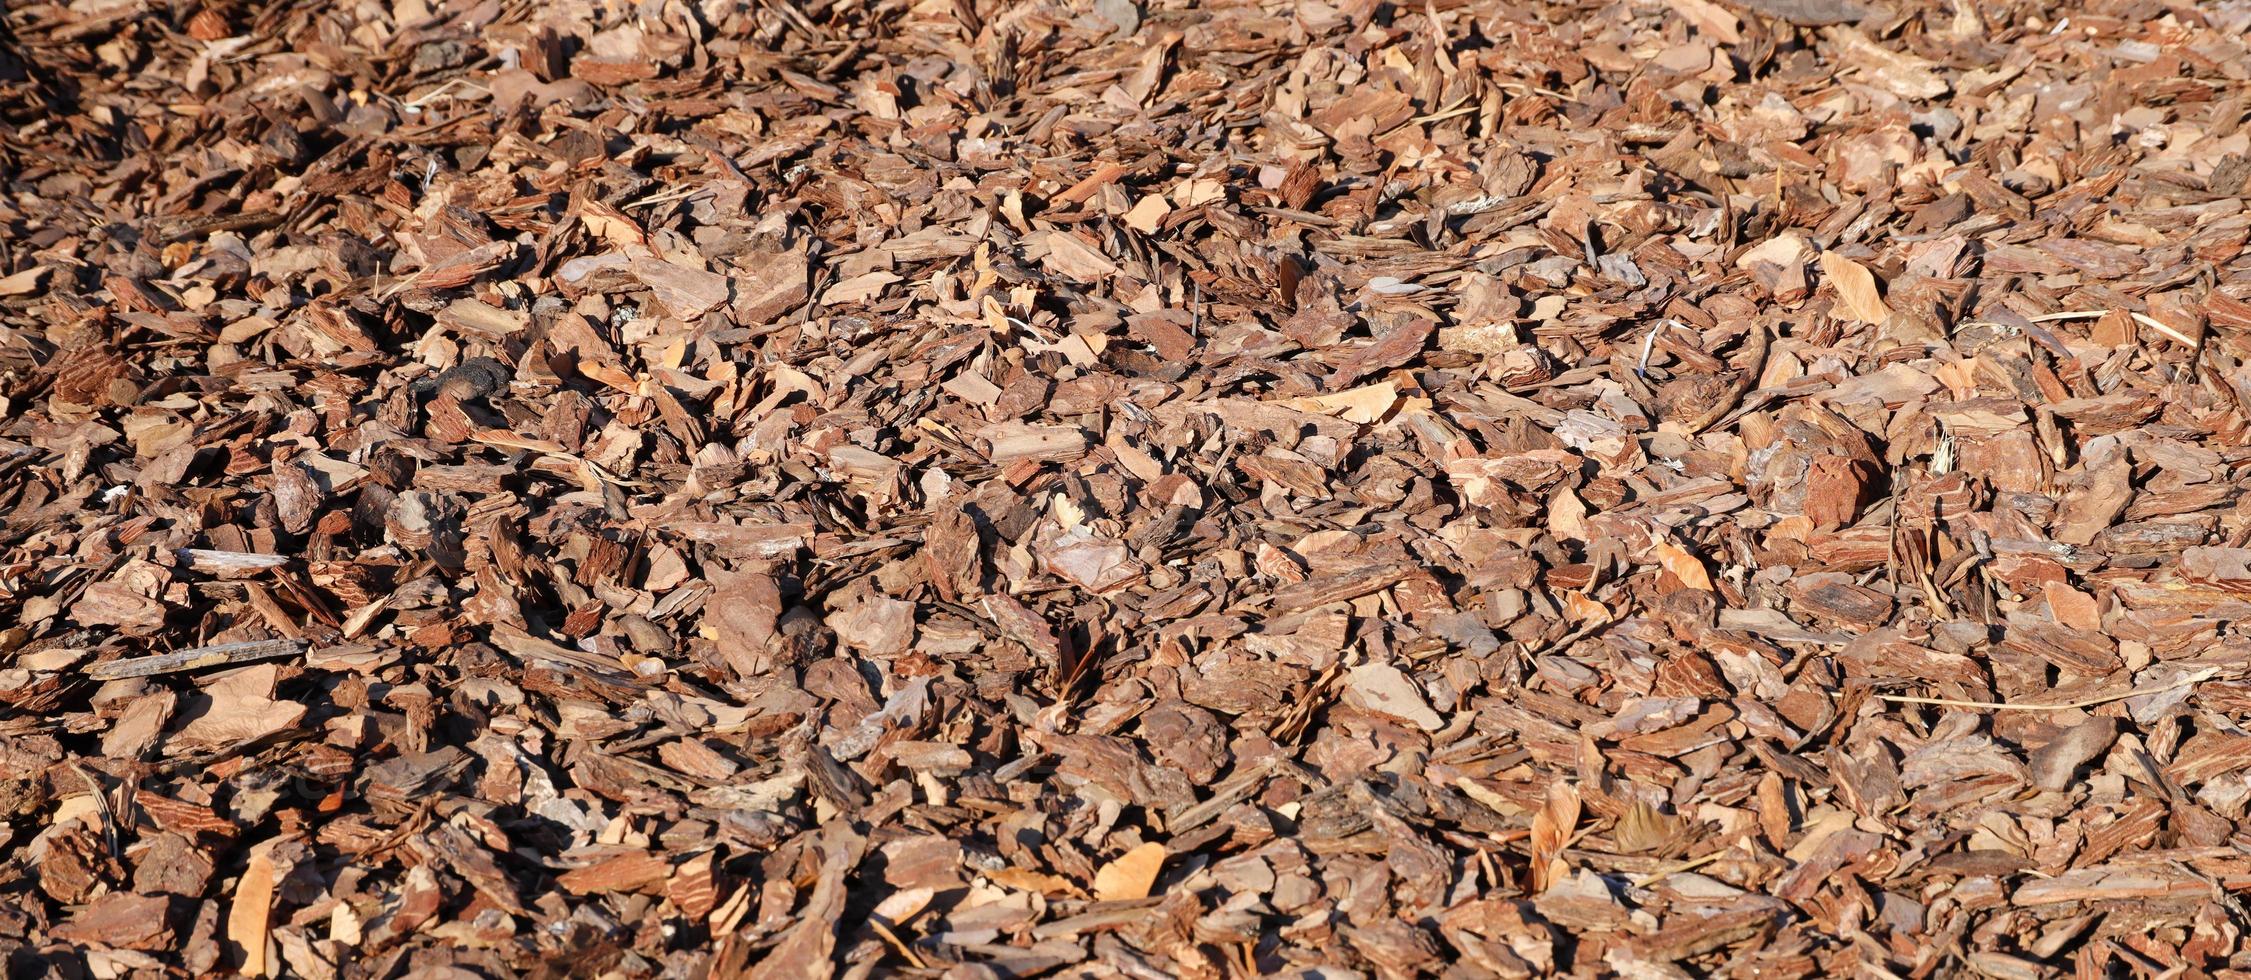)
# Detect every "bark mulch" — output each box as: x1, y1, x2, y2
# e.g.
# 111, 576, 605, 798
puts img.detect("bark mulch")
6, 0, 2251, 975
